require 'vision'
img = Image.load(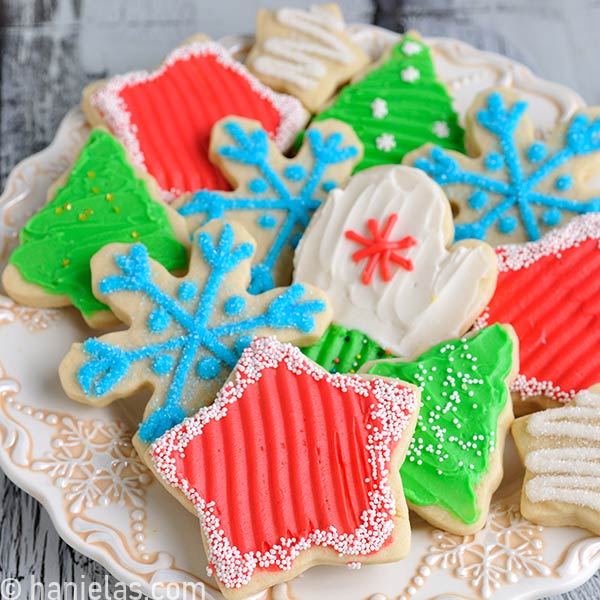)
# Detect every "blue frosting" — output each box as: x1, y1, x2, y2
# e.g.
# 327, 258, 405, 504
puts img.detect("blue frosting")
178, 122, 359, 294
76, 224, 327, 443
413, 92, 600, 241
